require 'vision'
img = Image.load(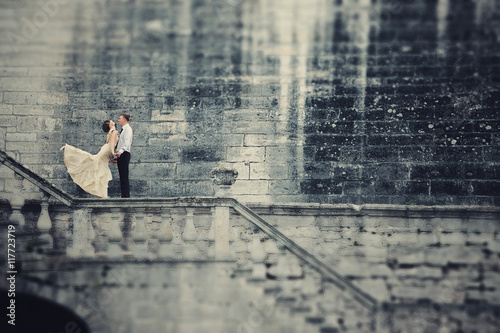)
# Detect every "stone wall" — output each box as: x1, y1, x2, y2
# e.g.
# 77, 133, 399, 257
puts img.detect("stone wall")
256, 203, 499, 332
0, 0, 499, 205
247, 203, 500, 331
